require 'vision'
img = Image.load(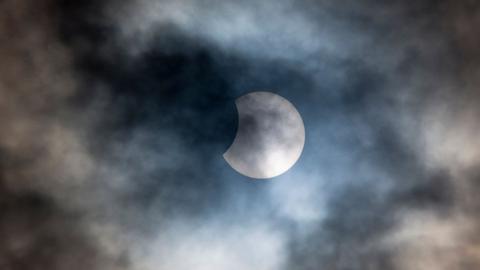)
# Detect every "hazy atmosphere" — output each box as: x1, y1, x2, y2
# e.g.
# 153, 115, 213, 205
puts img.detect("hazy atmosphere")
1, 1, 480, 269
